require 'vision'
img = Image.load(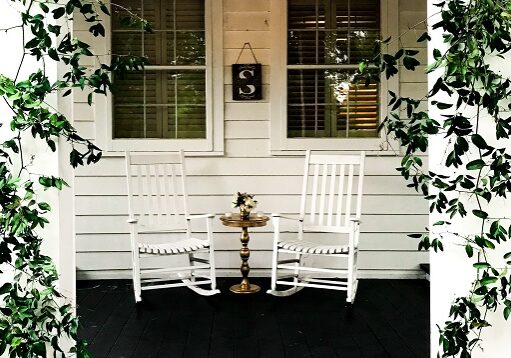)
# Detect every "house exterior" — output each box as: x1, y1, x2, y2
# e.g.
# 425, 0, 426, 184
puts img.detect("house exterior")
71, 0, 429, 280
4, 0, 511, 357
